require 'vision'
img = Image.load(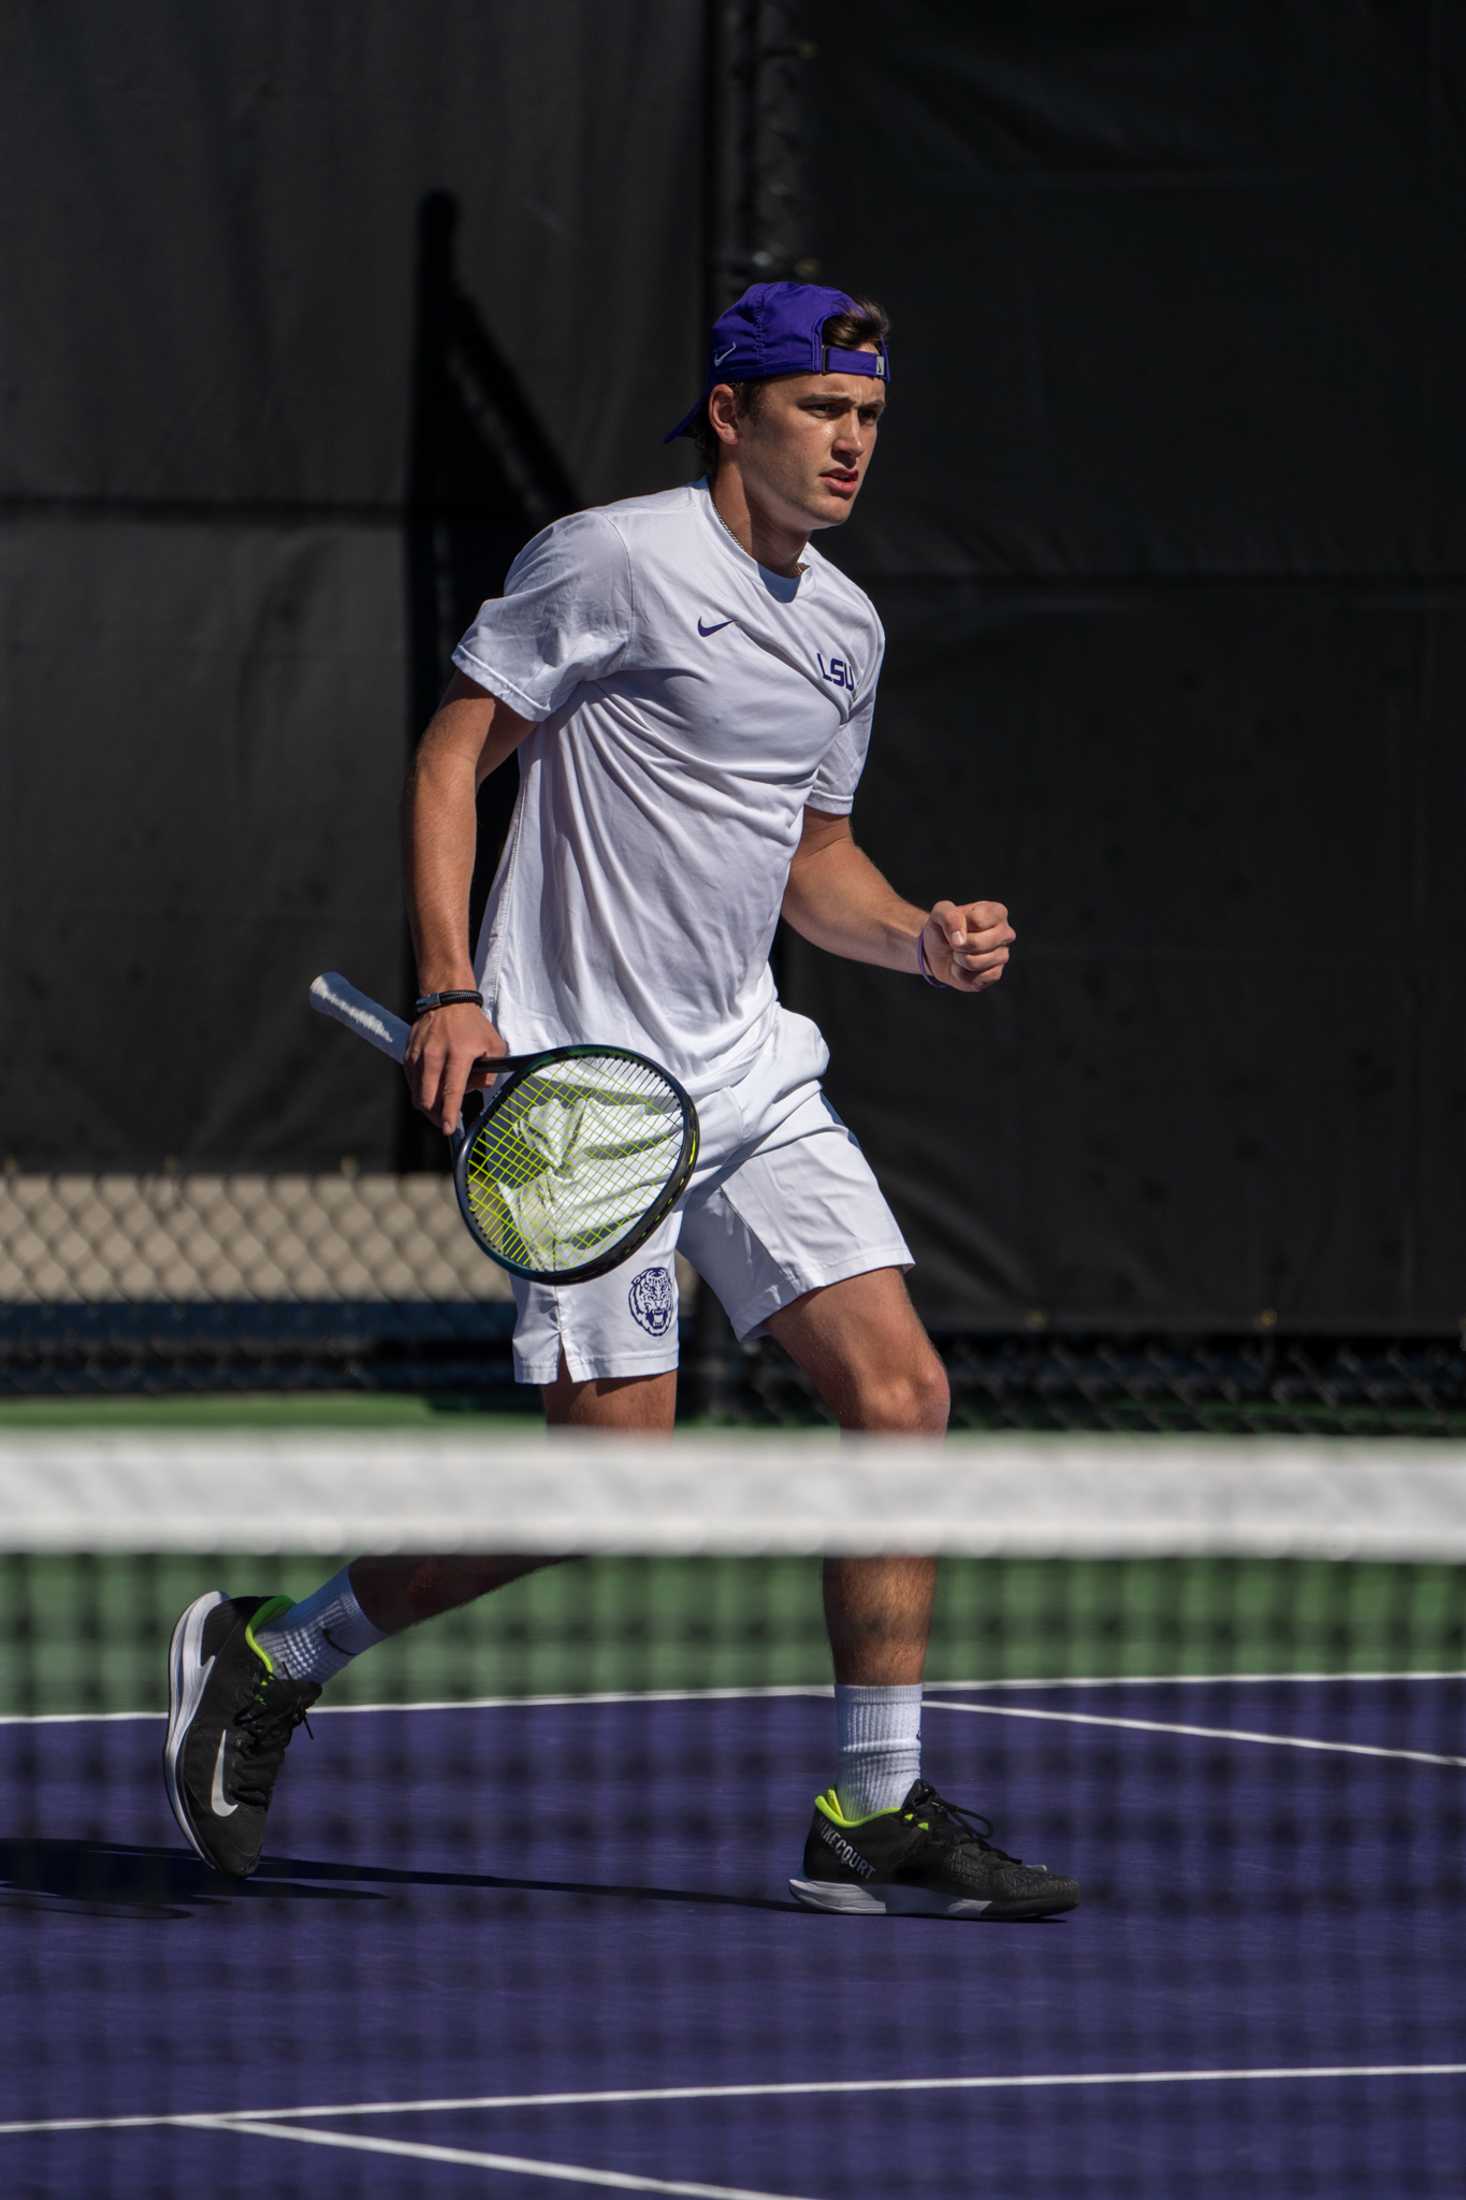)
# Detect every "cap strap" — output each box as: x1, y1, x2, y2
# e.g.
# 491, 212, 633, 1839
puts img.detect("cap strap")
820, 343, 889, 380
